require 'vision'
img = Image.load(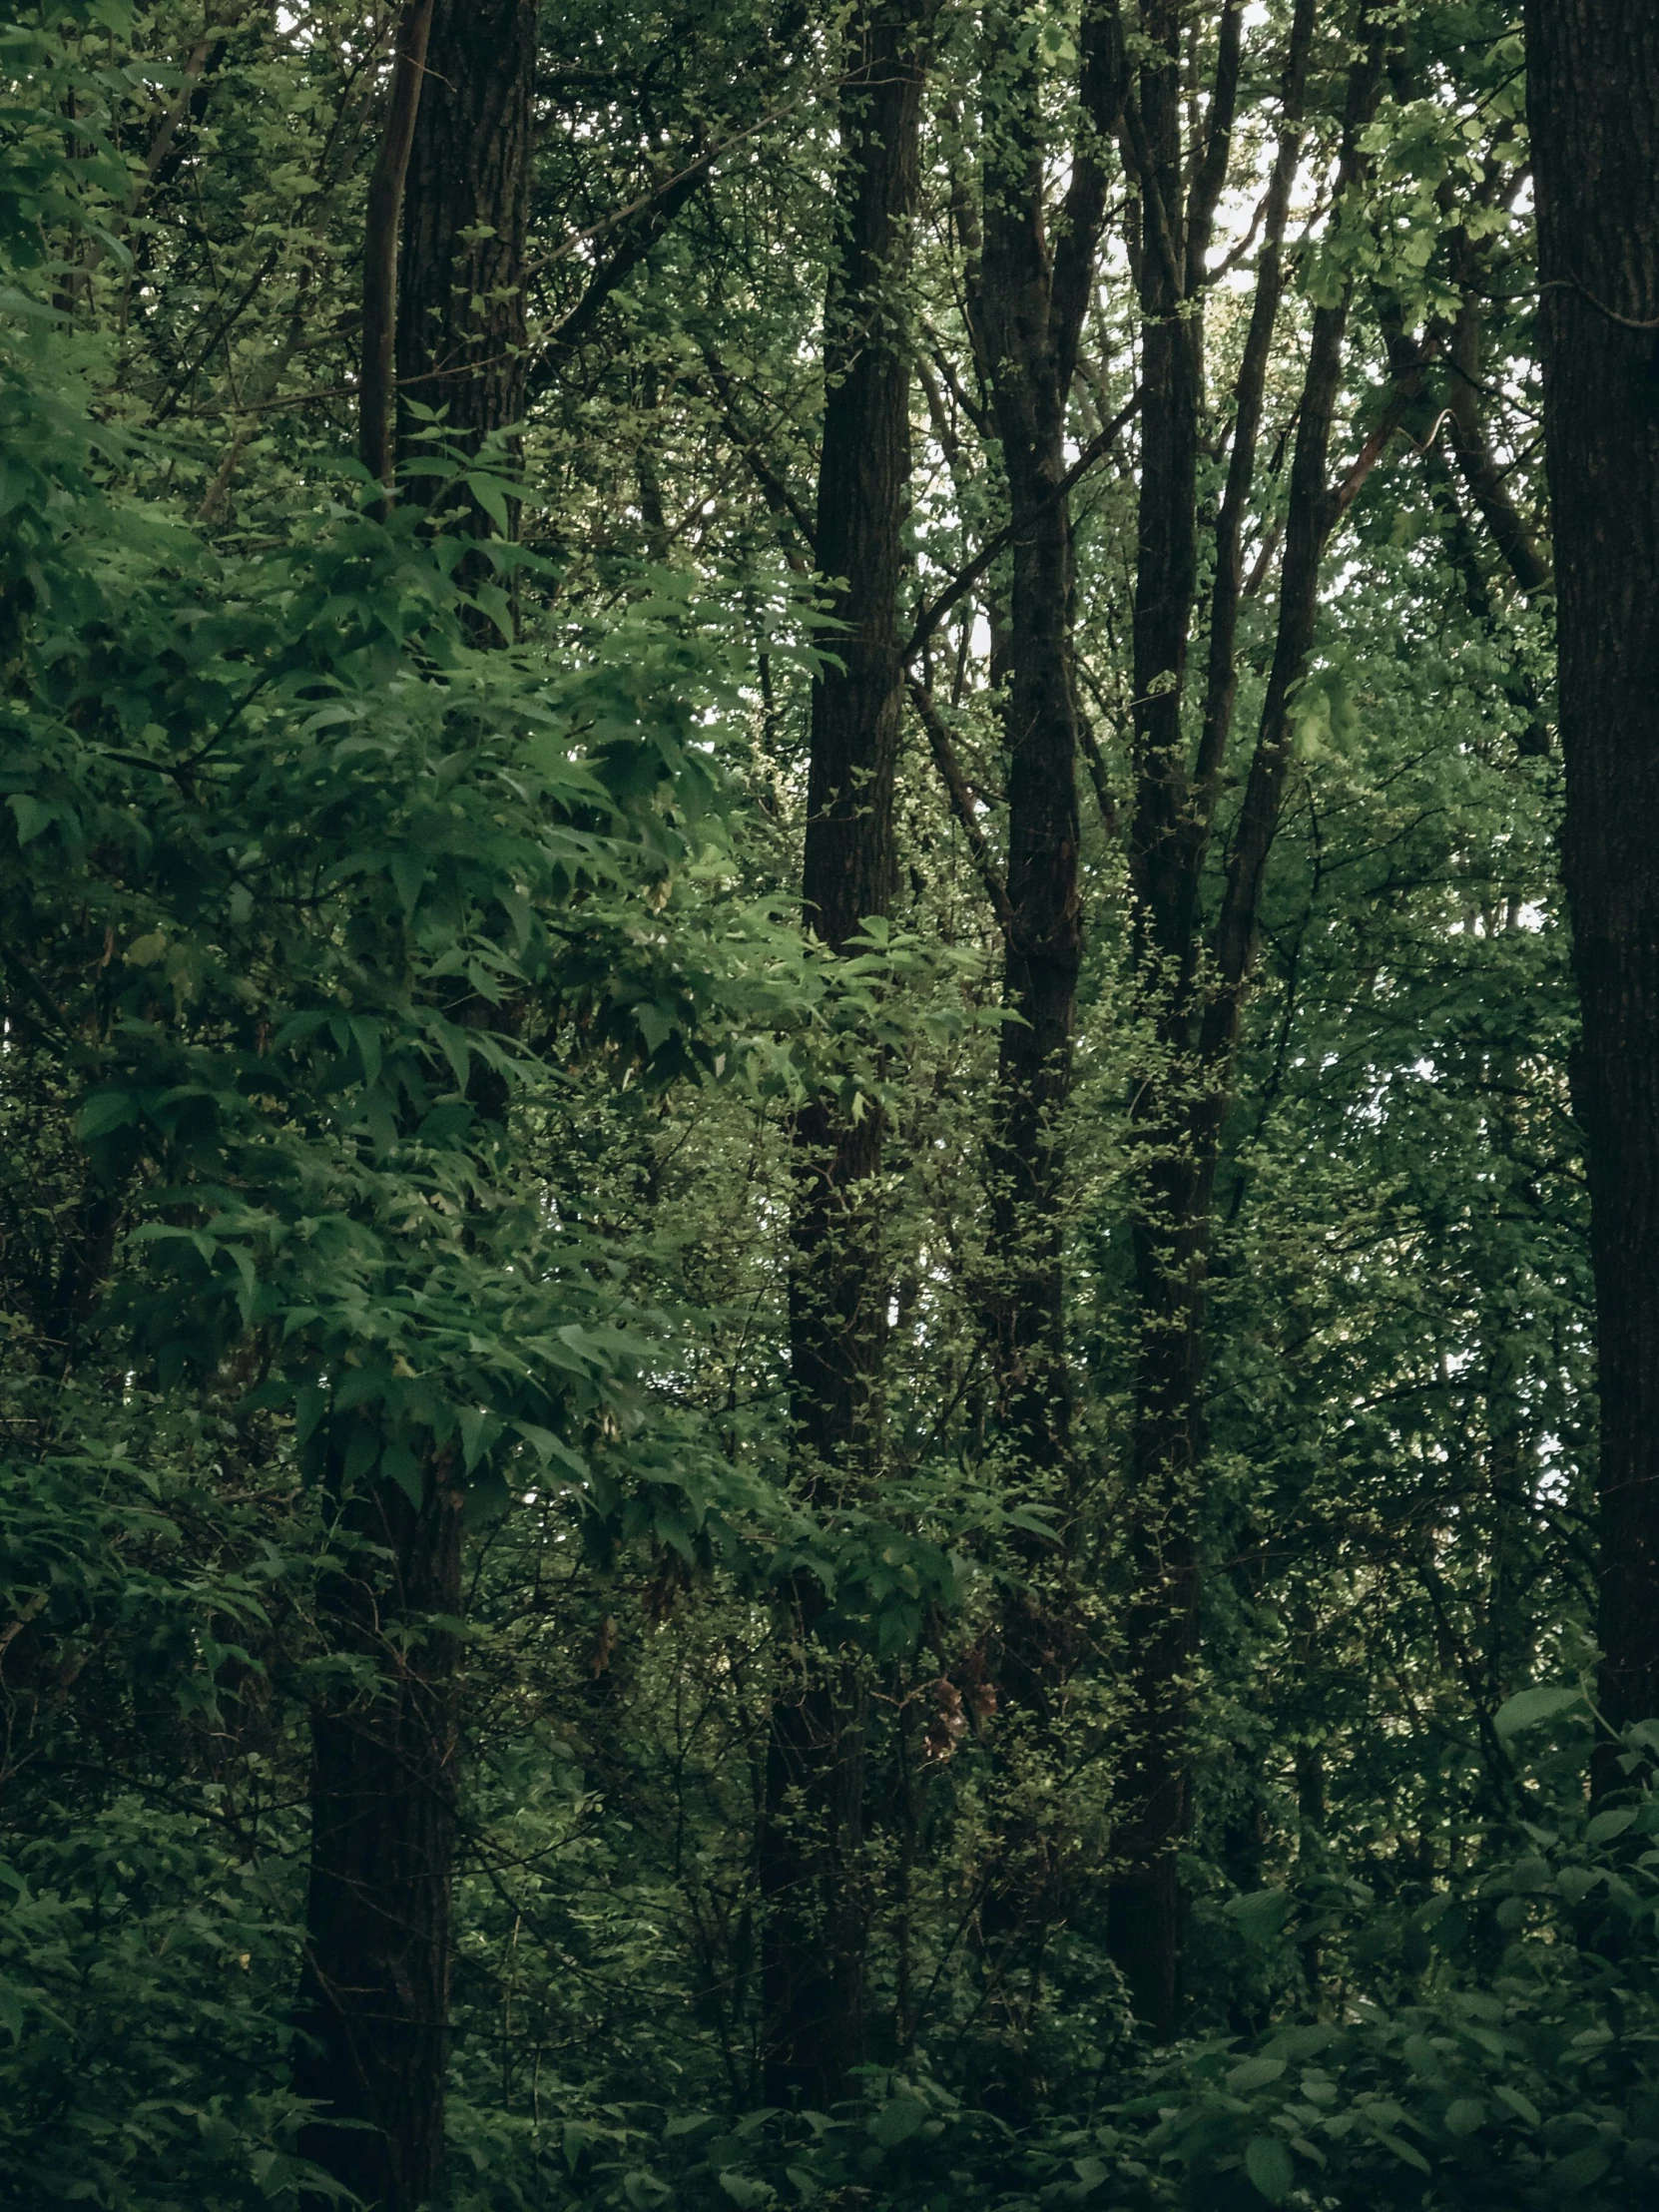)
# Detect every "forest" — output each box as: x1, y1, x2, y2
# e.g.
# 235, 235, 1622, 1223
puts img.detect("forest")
3, 0, 1659, 2206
